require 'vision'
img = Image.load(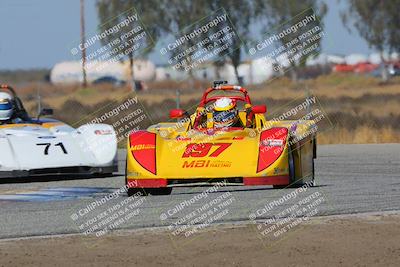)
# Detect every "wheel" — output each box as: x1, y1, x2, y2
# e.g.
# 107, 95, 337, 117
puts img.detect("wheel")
272, 185, 286, 189
310, 158, 316, 187
289, 148, 315, 188
149, 187, 172, 195
273, 149, 295, 189
125, 157, 172, 196
273, 147, 310, 189
127, 188, 148, 197
125, 159, 143, 196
